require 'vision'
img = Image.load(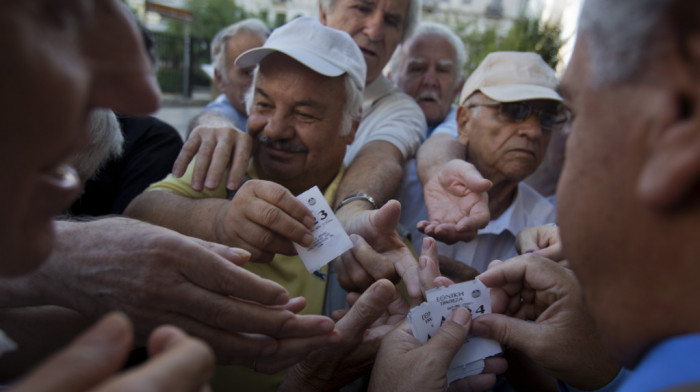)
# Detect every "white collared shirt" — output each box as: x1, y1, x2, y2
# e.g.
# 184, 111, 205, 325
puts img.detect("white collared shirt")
343, 75, 427, 166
